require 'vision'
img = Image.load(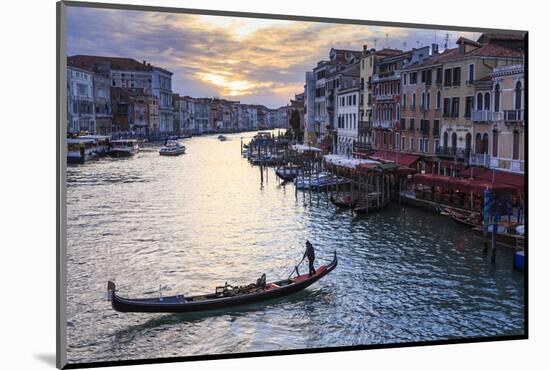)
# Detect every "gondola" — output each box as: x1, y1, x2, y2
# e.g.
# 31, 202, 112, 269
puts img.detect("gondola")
107, 251, 337, 313
441, 207, 482, 228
